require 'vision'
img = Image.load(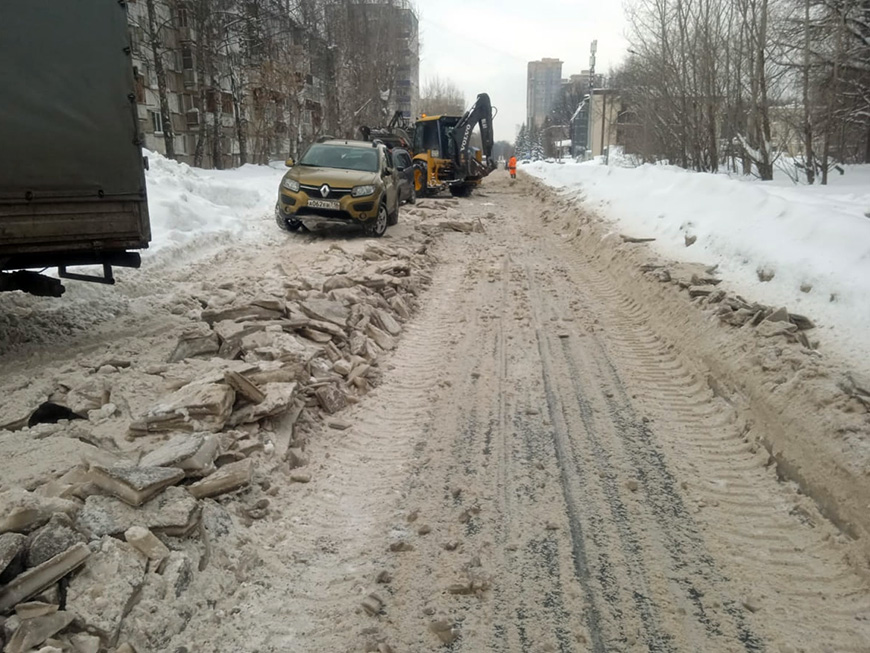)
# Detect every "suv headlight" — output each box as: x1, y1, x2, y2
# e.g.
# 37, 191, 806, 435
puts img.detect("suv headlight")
282, 178, 300, 192
351, 185, 375, 198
